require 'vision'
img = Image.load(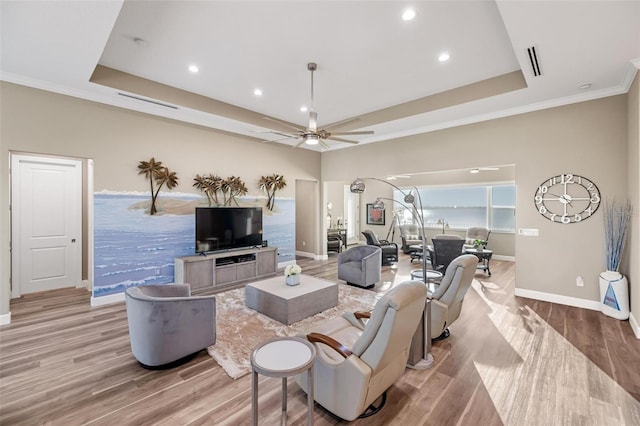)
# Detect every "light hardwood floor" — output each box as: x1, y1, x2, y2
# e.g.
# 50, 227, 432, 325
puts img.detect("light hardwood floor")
1, 254, 639, 425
